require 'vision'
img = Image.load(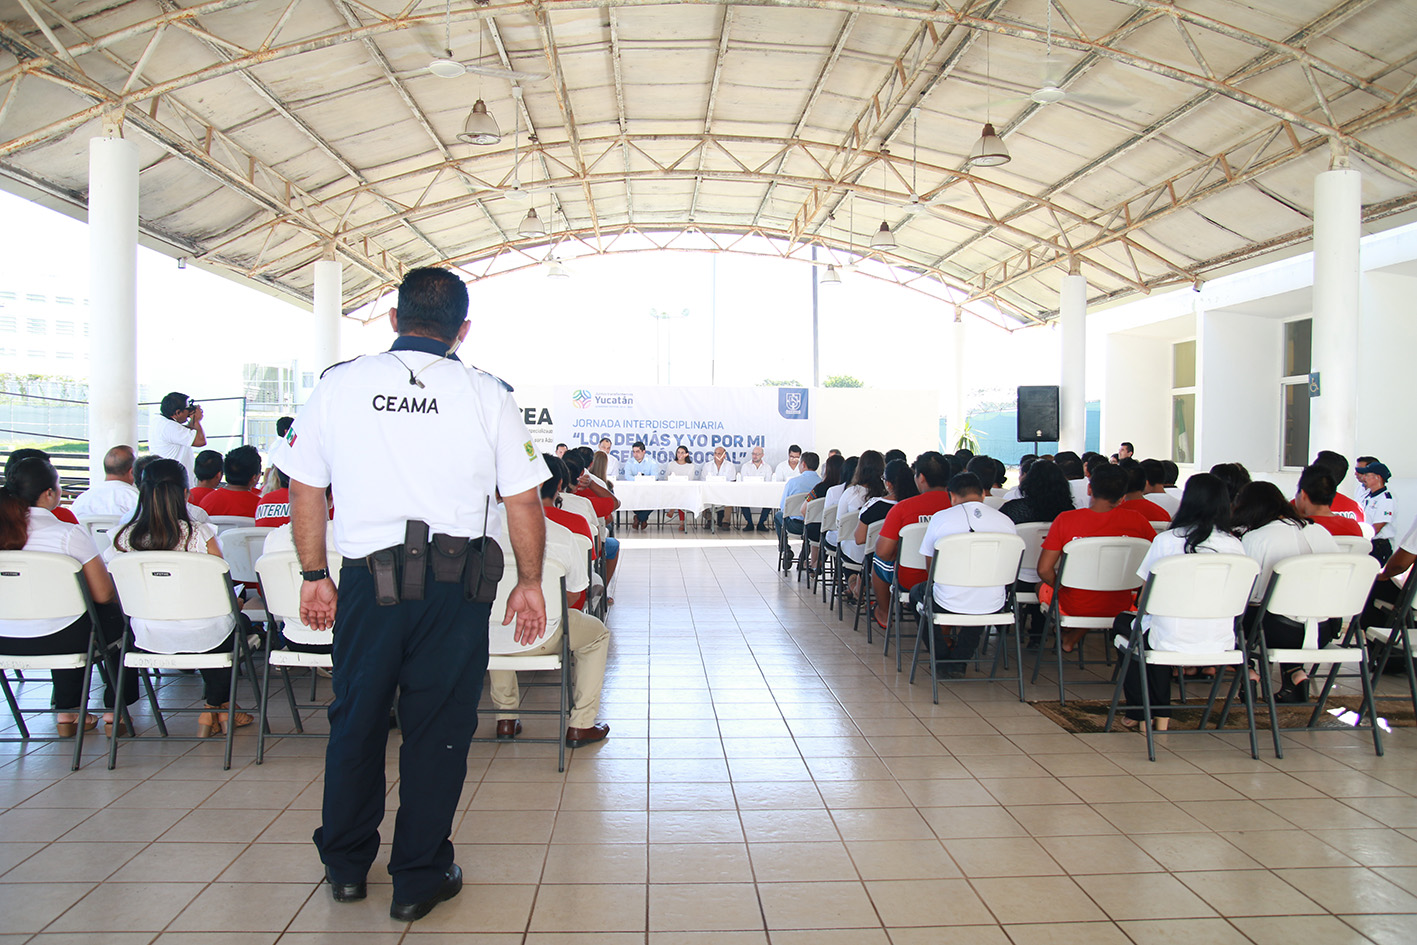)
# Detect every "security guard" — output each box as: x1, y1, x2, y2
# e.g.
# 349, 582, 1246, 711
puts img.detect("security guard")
274, 267, 549, 922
